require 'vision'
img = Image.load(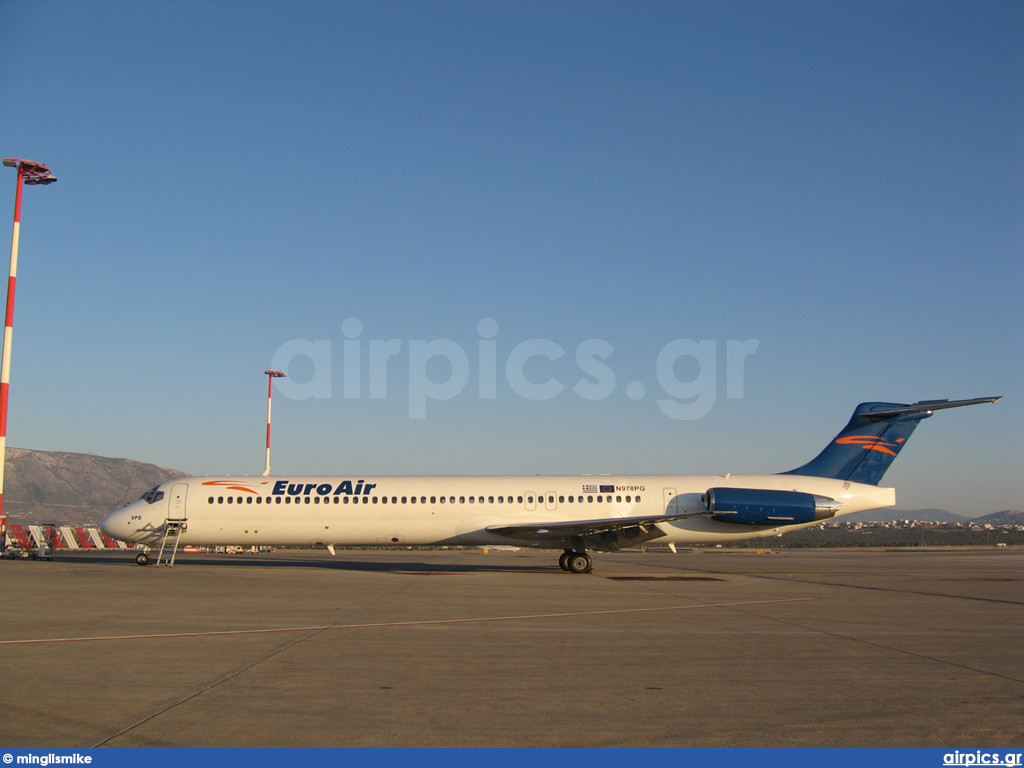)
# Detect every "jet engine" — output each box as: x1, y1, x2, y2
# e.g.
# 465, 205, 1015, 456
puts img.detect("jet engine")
704, 487, 841, 526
